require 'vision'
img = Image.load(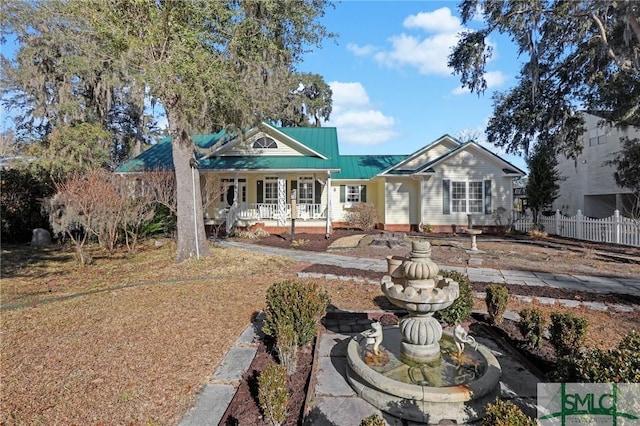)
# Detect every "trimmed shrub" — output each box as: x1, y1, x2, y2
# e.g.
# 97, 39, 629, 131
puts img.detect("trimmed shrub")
549, 312, 587, 357
485, 284, 509, 325
517, 308, 546, 348
434, 271, 473, 325
275, 321, 299, 375
263, 280, 330, 346
359, 414, 386, 426
553, 330, 640, 383
483, 399, 537, 426
345, 202, 378, 231
258, 364, 289, 426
